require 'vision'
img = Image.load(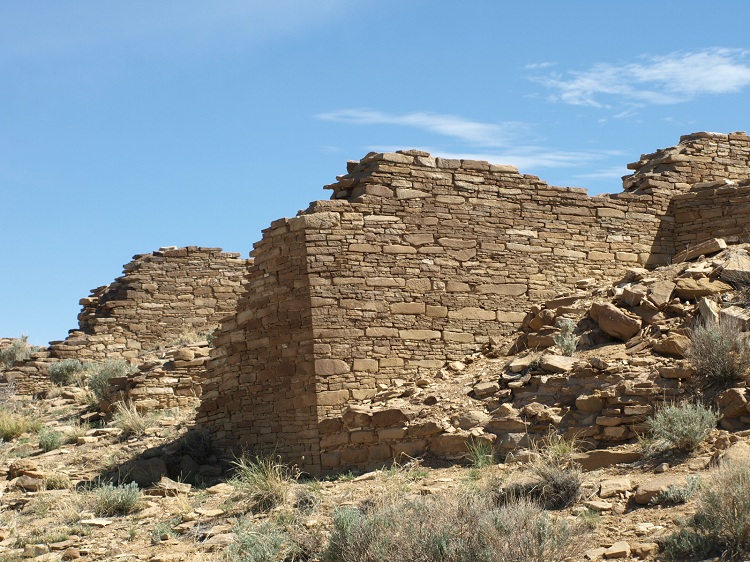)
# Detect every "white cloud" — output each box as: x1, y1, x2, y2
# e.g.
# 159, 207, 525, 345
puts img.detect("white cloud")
534, 48, 750, 108
525, 61, 555, 70
316, 109, 530, 148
